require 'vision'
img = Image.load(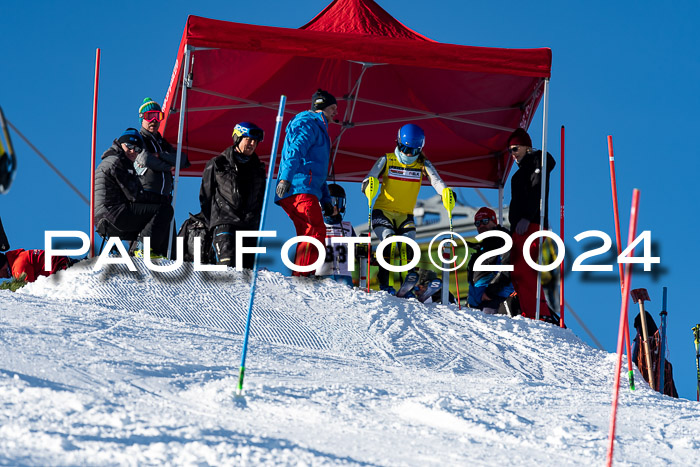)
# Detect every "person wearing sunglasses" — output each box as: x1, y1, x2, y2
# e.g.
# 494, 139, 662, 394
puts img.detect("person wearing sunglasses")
274, 89, 338, 276
135, 97, 190, 204
465, 207, 515, 314
506, 127, 556, 321
360, 123, 454, 295
94, 128, 173, 257
199, 122, 267, 268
